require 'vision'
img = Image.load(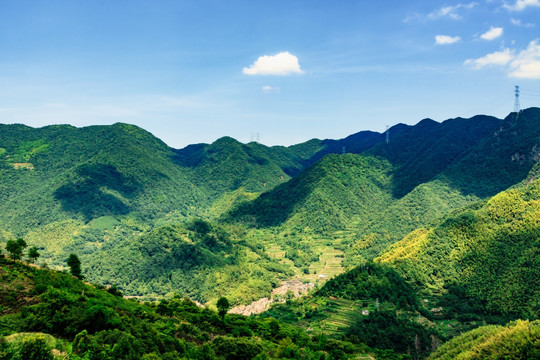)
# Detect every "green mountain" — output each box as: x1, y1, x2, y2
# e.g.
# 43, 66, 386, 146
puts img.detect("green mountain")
173, 128, 385, 196
0, 122, 390, 303
377, 177, 540, 319
2, 108, 539, 307
173, 137, 301, 195
225, 153, 394, 232
255, 145, 540, 358
1, 109, 540, 359
0, 123, 206, 232
367, 115, 500, 197
226, 110, 540, 262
